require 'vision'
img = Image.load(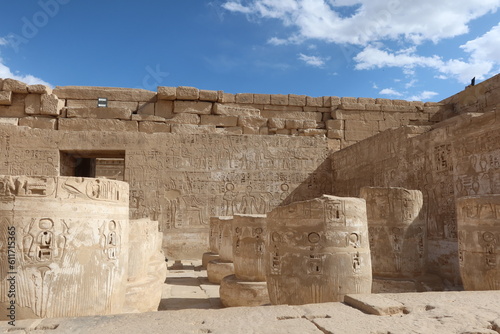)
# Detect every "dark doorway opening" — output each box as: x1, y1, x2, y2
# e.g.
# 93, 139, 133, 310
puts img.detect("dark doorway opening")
60, 151, 125, 180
